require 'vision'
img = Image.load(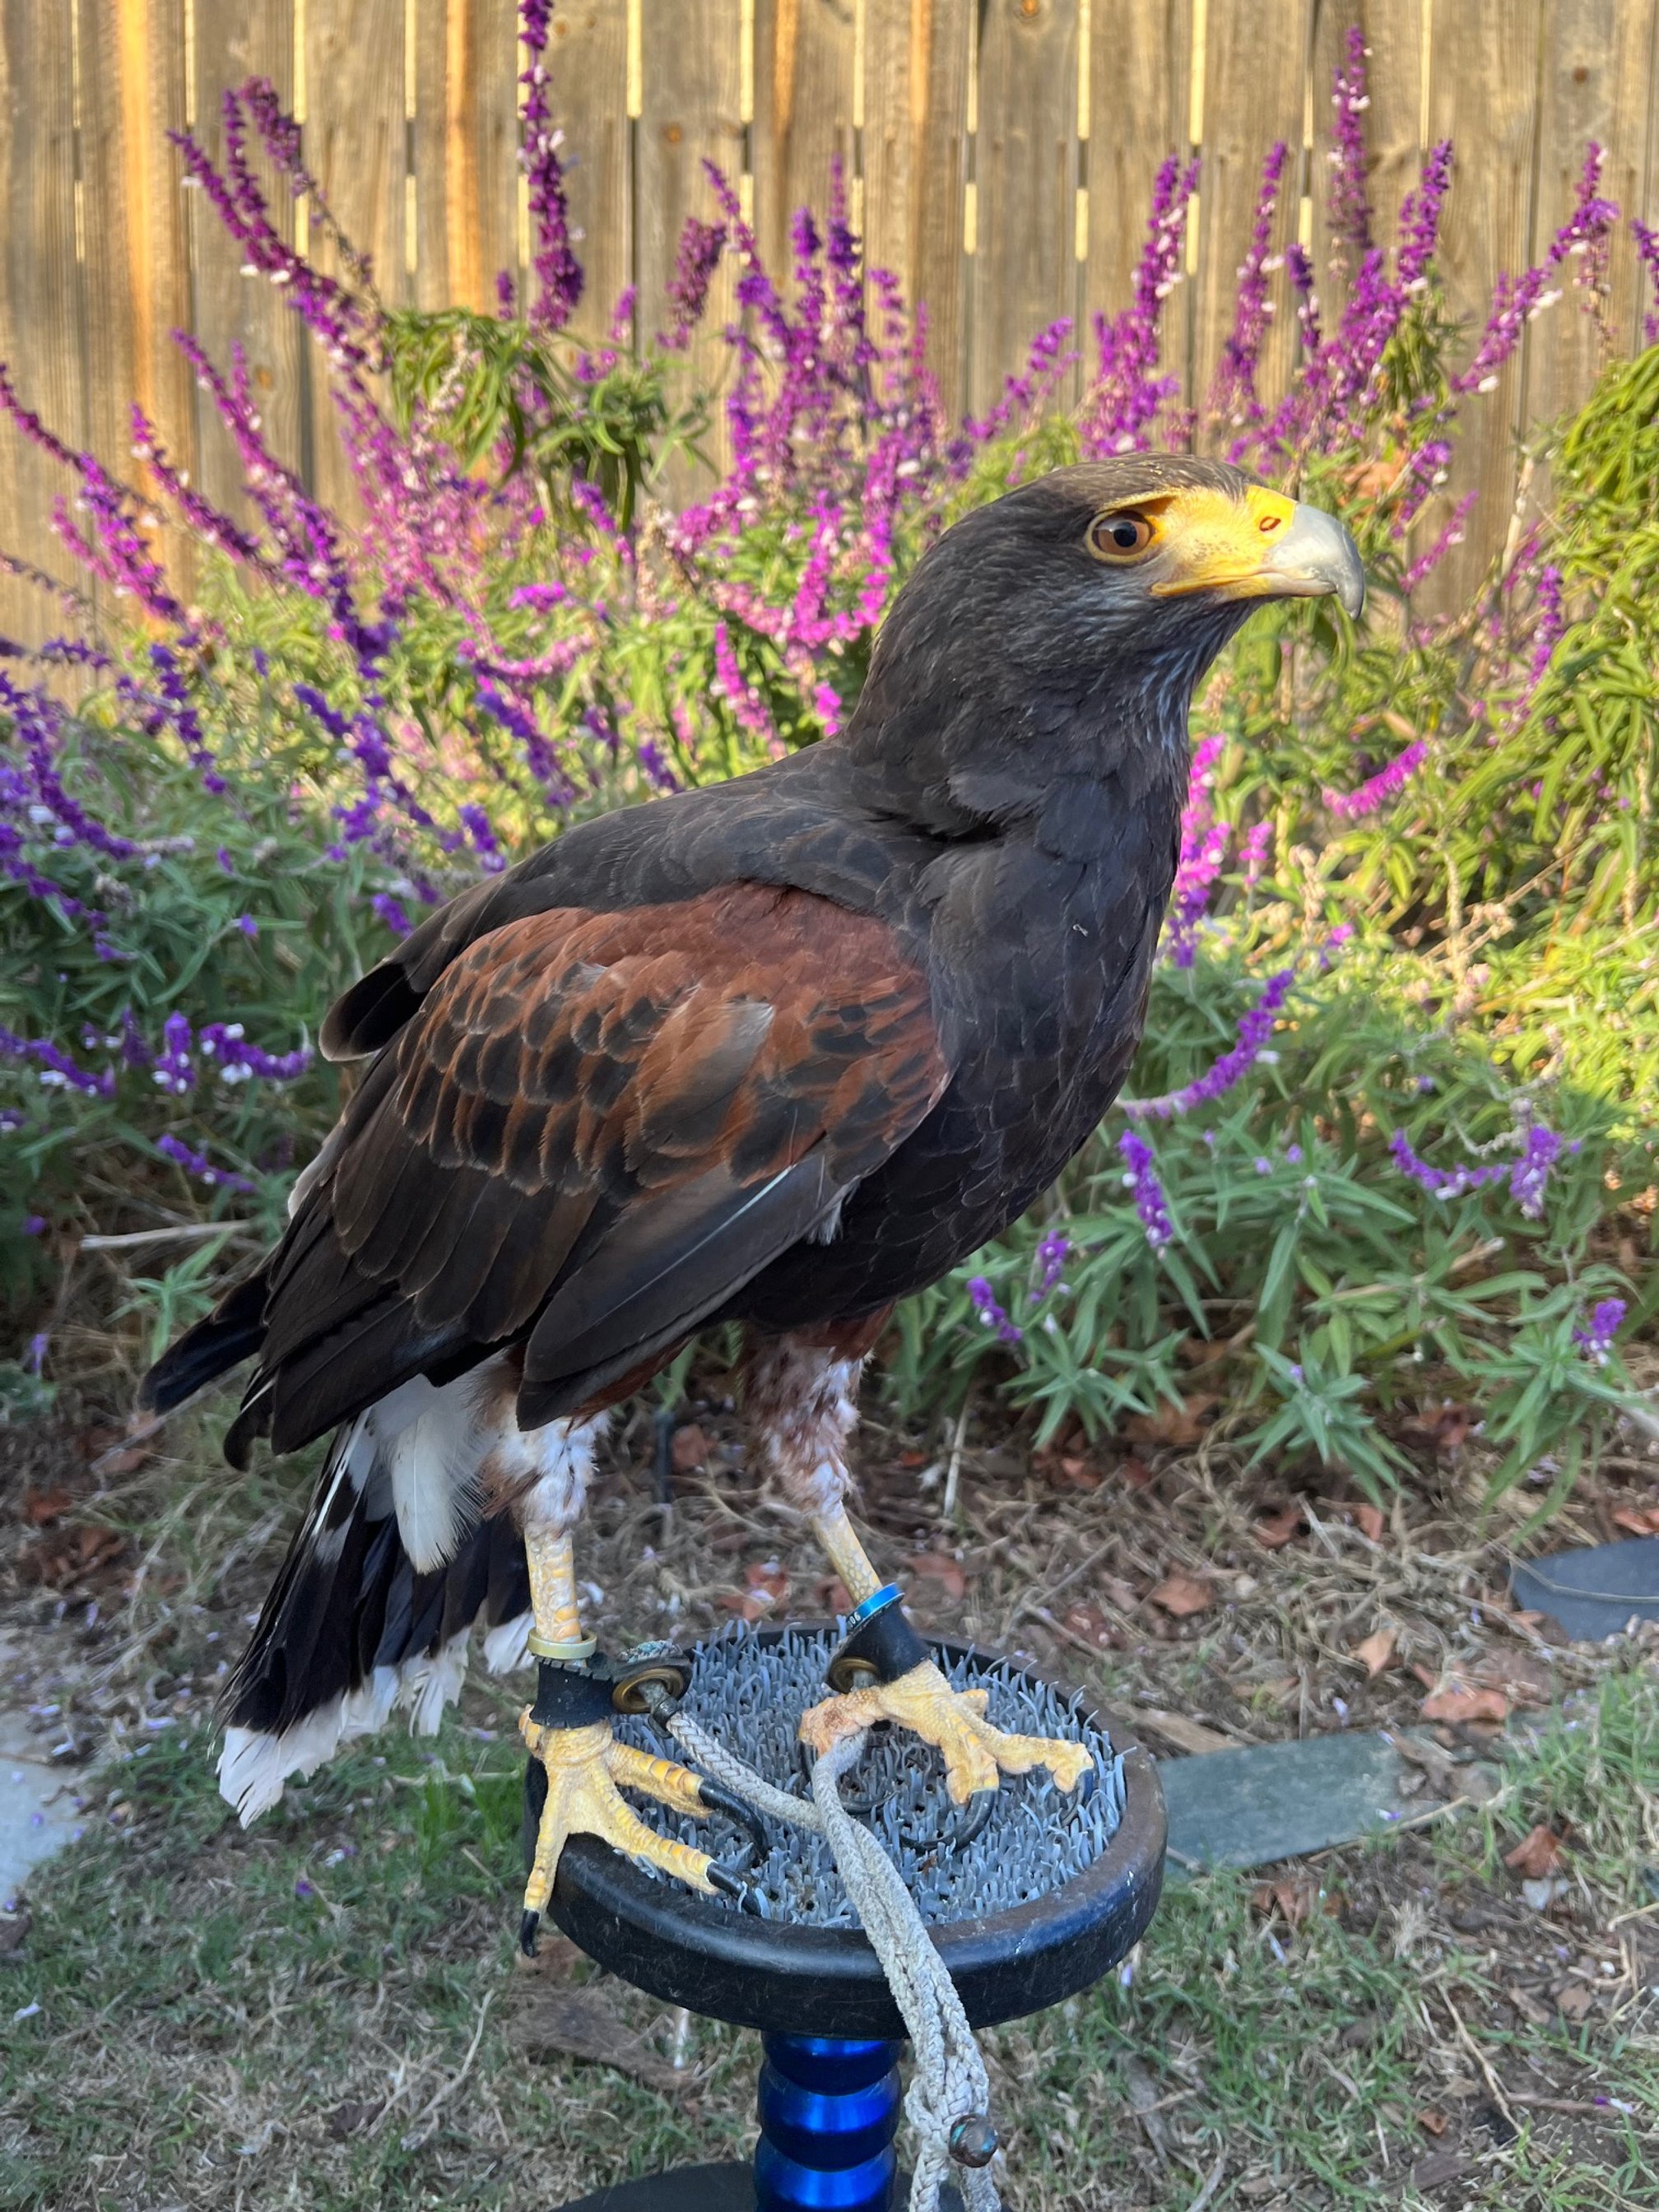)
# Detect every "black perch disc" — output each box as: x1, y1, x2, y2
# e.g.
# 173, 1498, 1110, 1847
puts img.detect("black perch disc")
538, 1629, 1166, 2211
